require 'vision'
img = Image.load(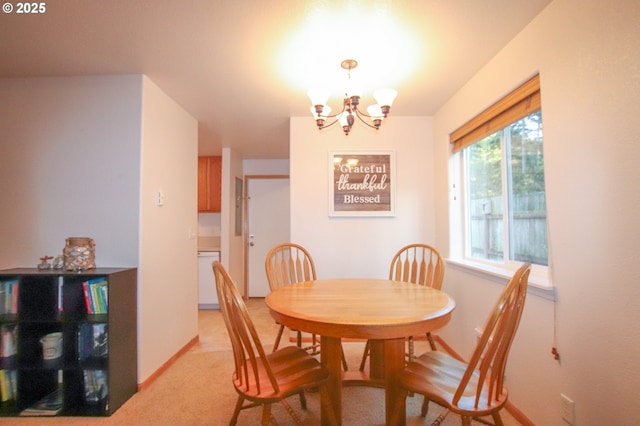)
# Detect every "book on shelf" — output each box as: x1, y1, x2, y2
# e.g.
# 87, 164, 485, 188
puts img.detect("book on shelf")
78, 323, 108, 360
83, 370, 108, 403
98, 283, 108, 312
0, 323, 18, 358
57, 277, 63, 312
0, 370, 17, 402
0, 370, 7, 402
82, 278, 108, 314
20, 387, 63, 416
0, 280, 19, 315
